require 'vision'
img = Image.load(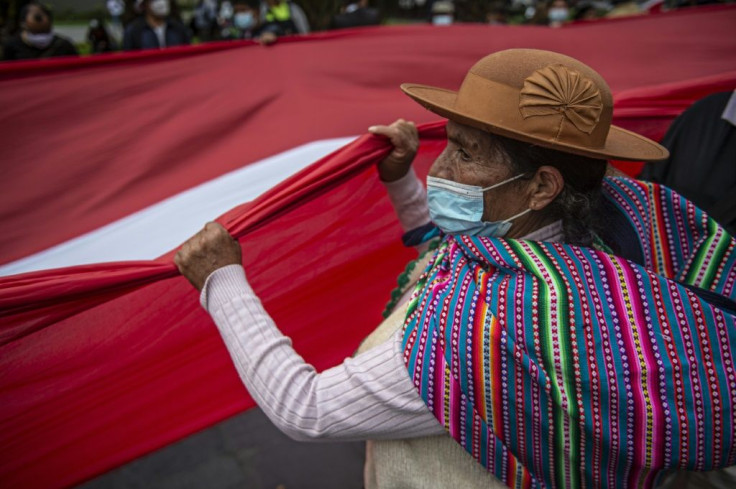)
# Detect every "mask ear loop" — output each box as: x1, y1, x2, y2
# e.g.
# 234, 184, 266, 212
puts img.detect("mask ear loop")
482, 172, 534, 224
501, 207, 532, 224
479, 172, 530, 192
